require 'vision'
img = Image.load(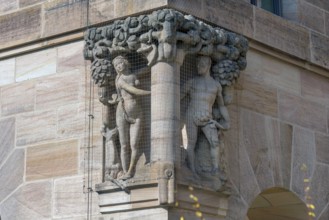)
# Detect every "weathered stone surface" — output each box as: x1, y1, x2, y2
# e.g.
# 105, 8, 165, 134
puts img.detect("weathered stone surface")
0, 117, 15, 167
236, 75, 278, 117
0, 5, 41, 50
279, 122, 293, 189
57, 103, 86, 139
1, 80, 35, 116
26, 140, 78, 181
236, 137, 260, 205
310, 164, 329, 217
310, 31, 329, 69
298, 0, 325, 33
54, 176, 99, 218
43, 0, 85, 37
324, 12, 329, 37
225, 191, 248, 220
57, 41, 85, 73
0, 0, 18, 14
278, 91, 327, 133
315, 133, 329, 165
0, 58, 15, 86
35, 69, 81, 110
16, 48, 57, 82
0, 181, 52, 220
319, 204, 329, 220
301, 70, 329, 106
167, 0, 203, 17
88, 0, 115, 25
203, 0, 253, 38
19, 0, 45, 8
240, 109, 276, 191
0, 149, 24, 201
246, 49, 301, 95
89, 0, 167, 25
305, 0, 329, 12
255, 7, 310, 60
291, 127, 316, 198
16, 110, 57, 146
